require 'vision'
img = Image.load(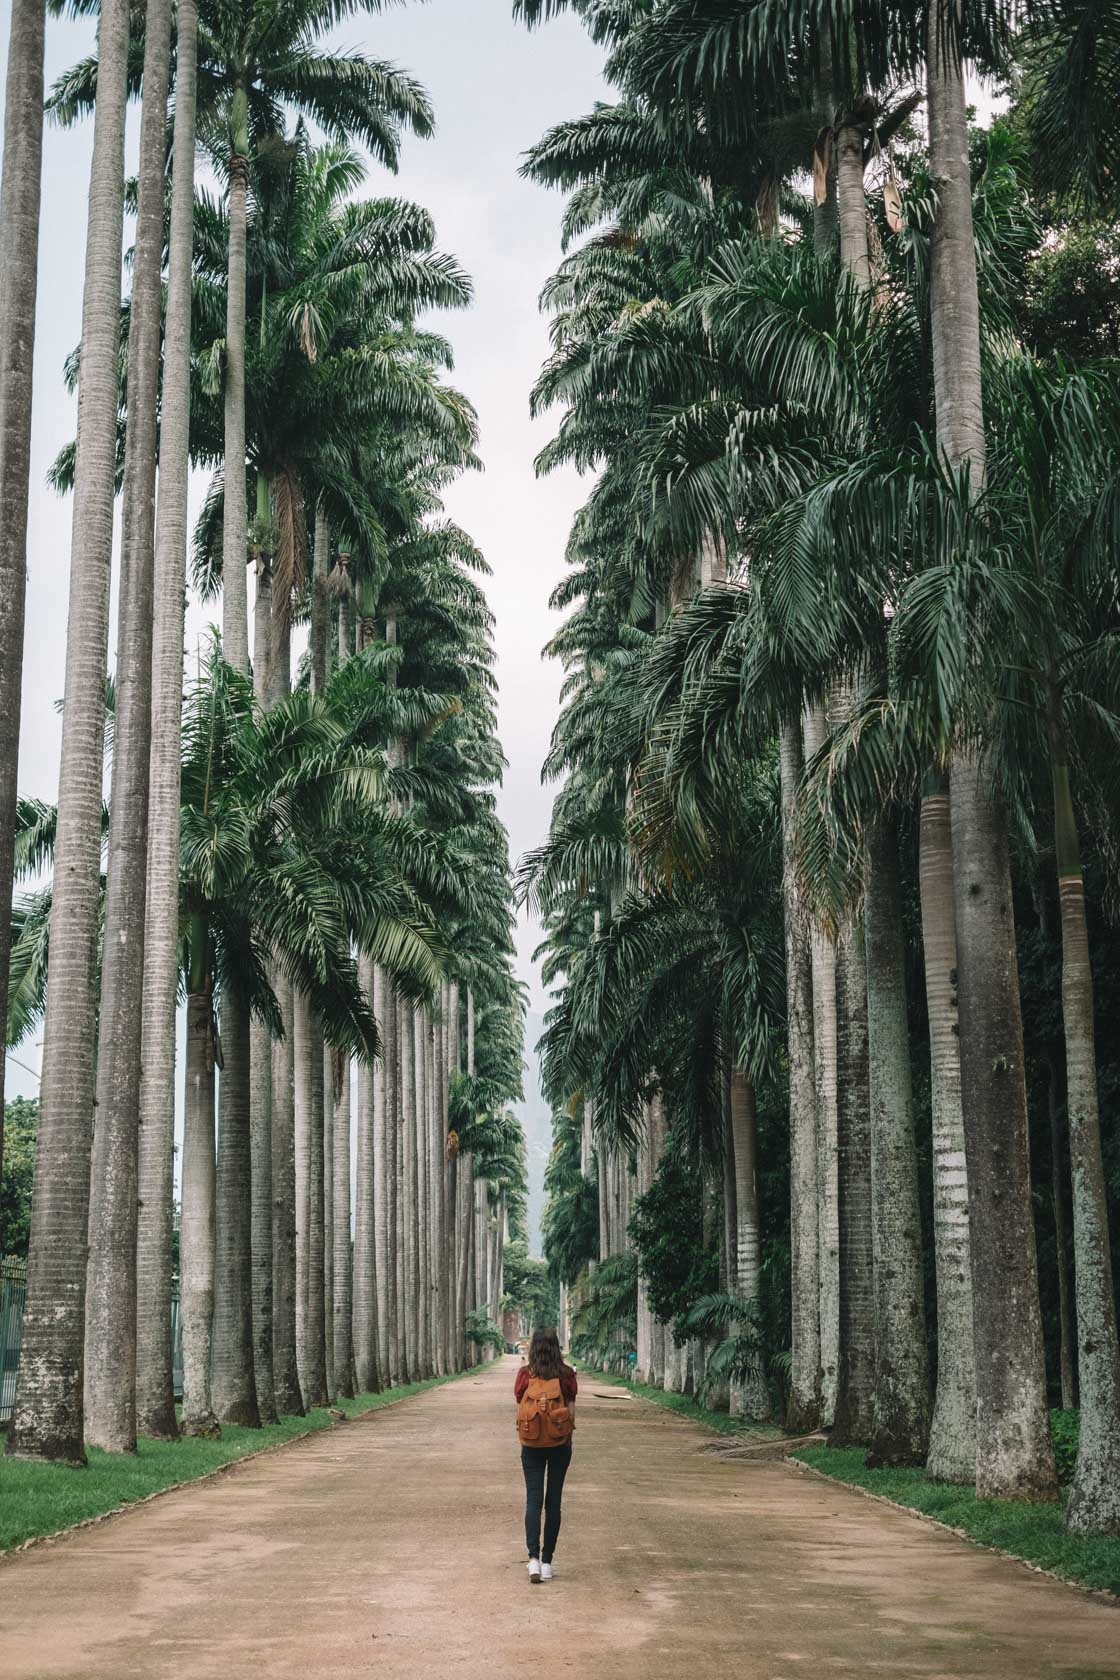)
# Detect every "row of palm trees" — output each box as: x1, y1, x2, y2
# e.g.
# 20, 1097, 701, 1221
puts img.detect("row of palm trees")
0, 0, 526, 1463
517, 0, 1120, 1536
